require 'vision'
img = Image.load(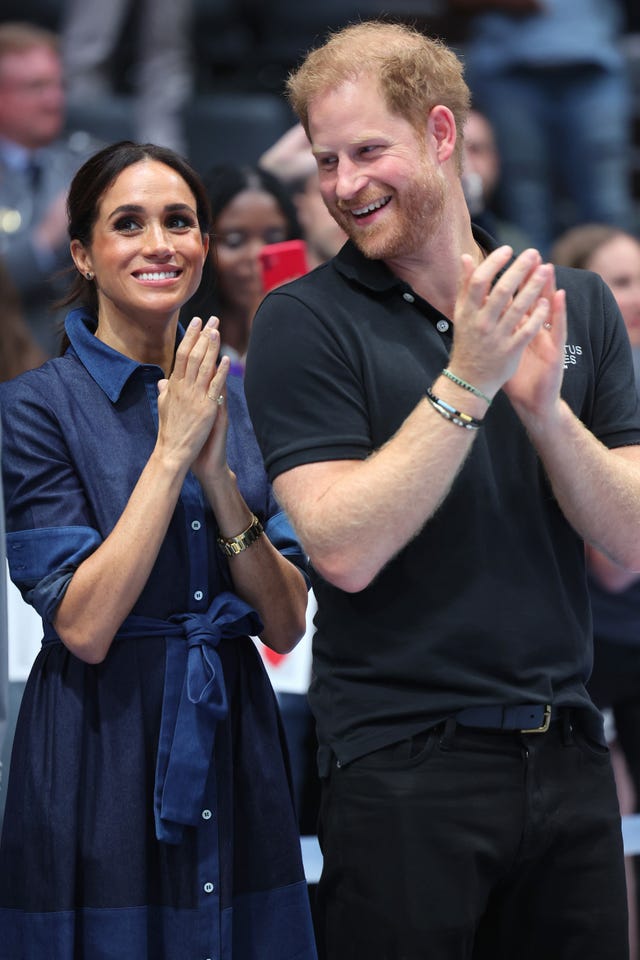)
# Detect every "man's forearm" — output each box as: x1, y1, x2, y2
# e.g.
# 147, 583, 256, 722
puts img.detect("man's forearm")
274, 384, 487, 593
522, 399, 640, 570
